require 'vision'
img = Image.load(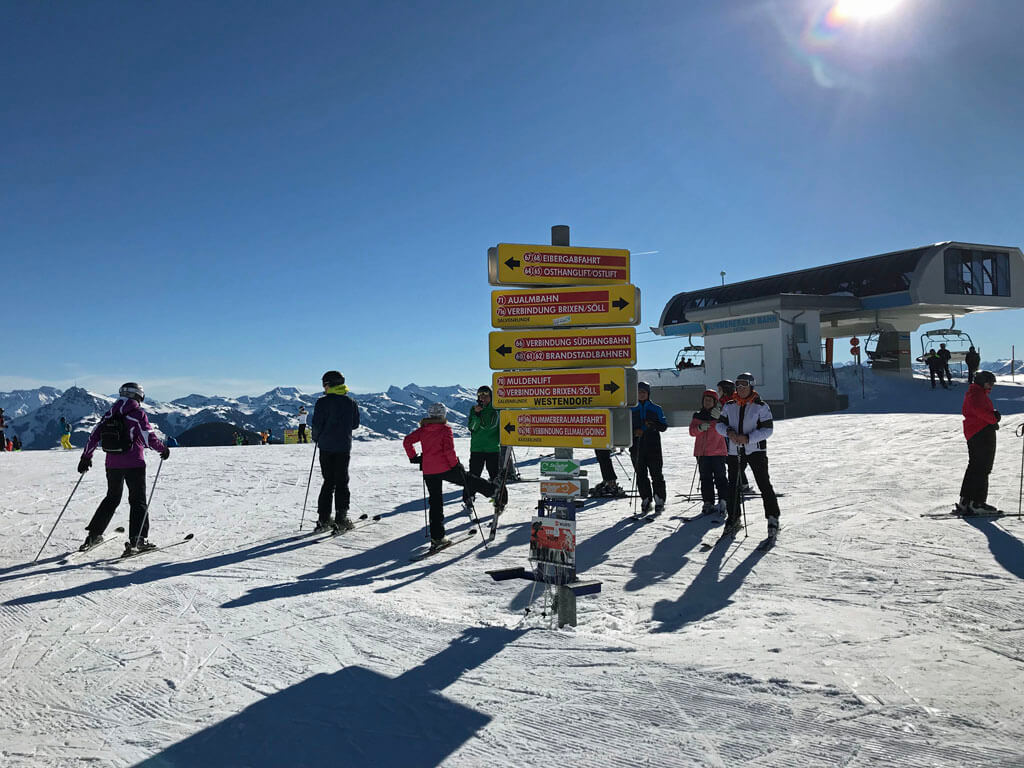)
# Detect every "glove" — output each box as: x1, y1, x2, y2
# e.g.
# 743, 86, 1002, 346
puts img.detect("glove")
994, 410, 1001, 422
410, 455, 422, 465
710, 406, 722, 419
160, 448, 170, 460
698, 422, 710, 432
78, 456, 91, 474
